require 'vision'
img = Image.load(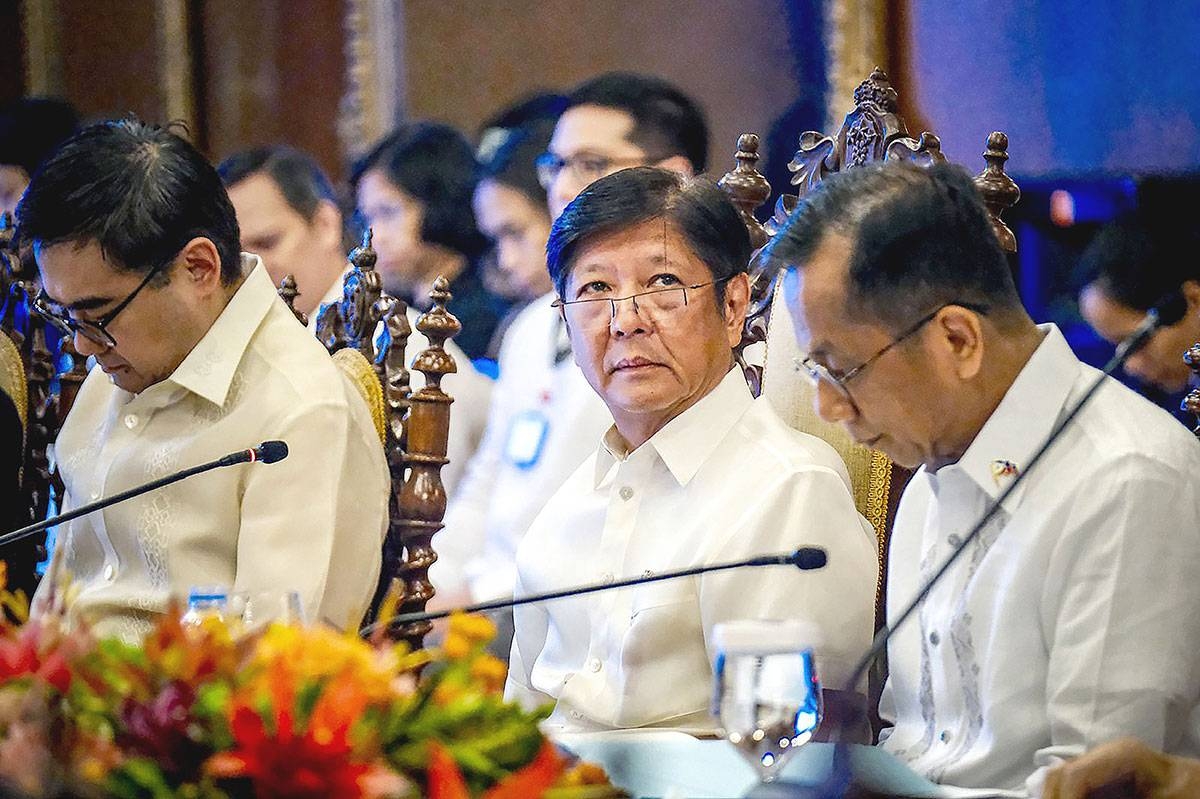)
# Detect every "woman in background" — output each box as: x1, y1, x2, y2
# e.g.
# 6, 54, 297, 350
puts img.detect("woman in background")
353, 123, 507, 361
